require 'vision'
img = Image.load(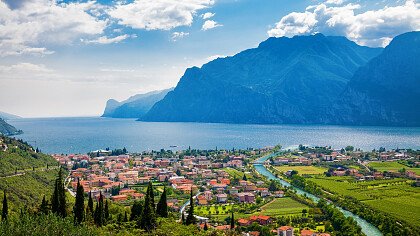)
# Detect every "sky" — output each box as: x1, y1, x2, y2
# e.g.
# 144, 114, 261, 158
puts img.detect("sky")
0, 0, 419, 118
